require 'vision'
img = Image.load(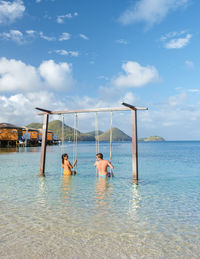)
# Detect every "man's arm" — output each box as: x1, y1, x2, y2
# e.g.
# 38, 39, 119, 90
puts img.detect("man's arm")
108, 161, 114, 169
